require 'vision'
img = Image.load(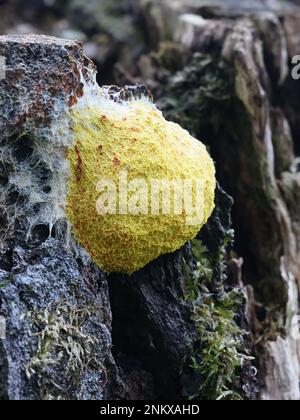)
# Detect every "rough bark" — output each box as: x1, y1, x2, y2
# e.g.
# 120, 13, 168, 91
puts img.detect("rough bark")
0, 32, 256, 401
1, 0, 300, 401
0, 35, 124, 400
132, 0, 300, 400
